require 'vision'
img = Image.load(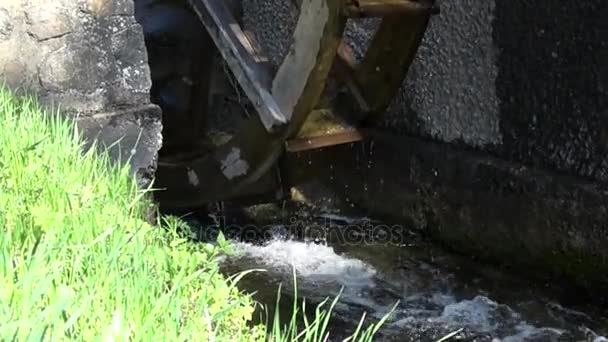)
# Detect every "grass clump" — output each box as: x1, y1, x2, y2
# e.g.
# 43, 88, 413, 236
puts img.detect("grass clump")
0, 86, 391, 341
0, 87, 263, 341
